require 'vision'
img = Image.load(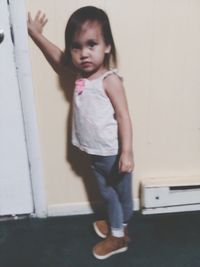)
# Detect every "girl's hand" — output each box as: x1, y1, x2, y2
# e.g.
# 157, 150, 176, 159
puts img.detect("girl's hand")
27, 11, 48, 37
119, 151, 134, 173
